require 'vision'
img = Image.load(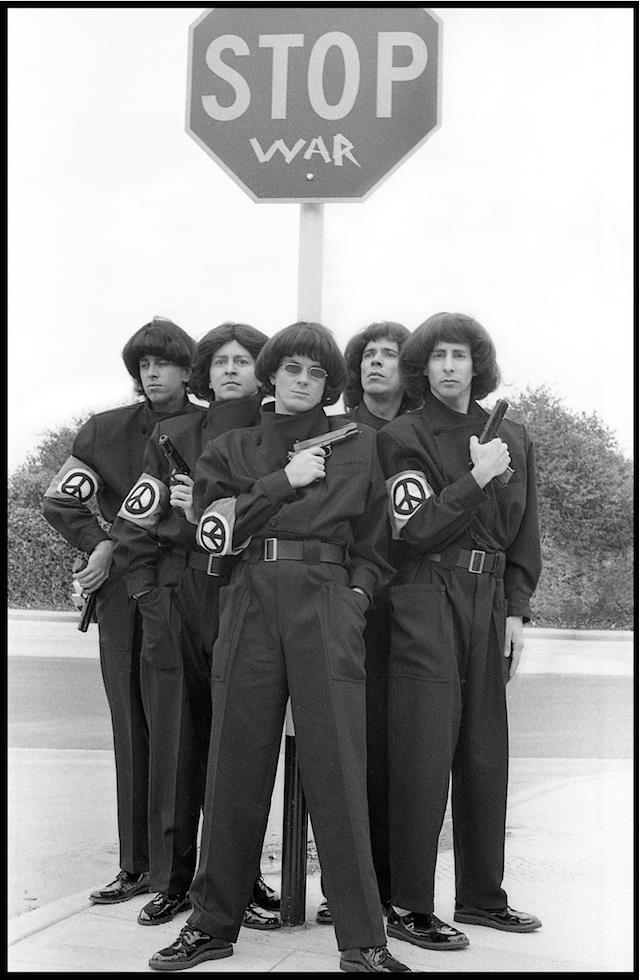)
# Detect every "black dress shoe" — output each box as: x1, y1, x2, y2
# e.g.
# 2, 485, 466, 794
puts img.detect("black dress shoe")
340, 945, 413, 972
138, 891, 192, 926
316, 898, 333, 925
252, 874, 280, 911
149, 926, 233, 971
89, 870, 151, 904
242, 900, 281, 930
454, 904, 542, 932
387, 908, 469, 950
